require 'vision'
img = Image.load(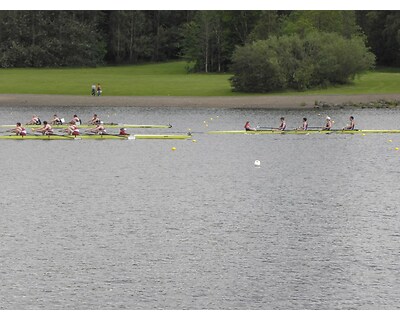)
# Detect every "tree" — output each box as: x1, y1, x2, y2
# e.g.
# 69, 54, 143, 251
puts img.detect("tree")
282, 11, 360, 38
182, 11, 229, 73
0, 11, 106, 67
357, 11, 400, 66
